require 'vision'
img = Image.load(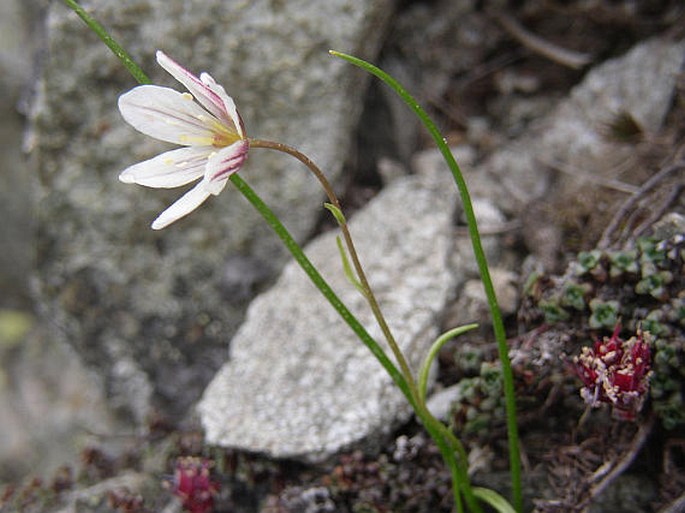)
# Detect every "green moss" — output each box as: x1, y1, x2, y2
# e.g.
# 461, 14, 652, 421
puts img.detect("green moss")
608, 249, 639, 277
638, 237, 667, 266
561, 282, 591, 311
589, 298, 620, 329
636, 271, 673, 299
522, 230, 684, 430
578, 250, 603, 273
539, 299, 570, 324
